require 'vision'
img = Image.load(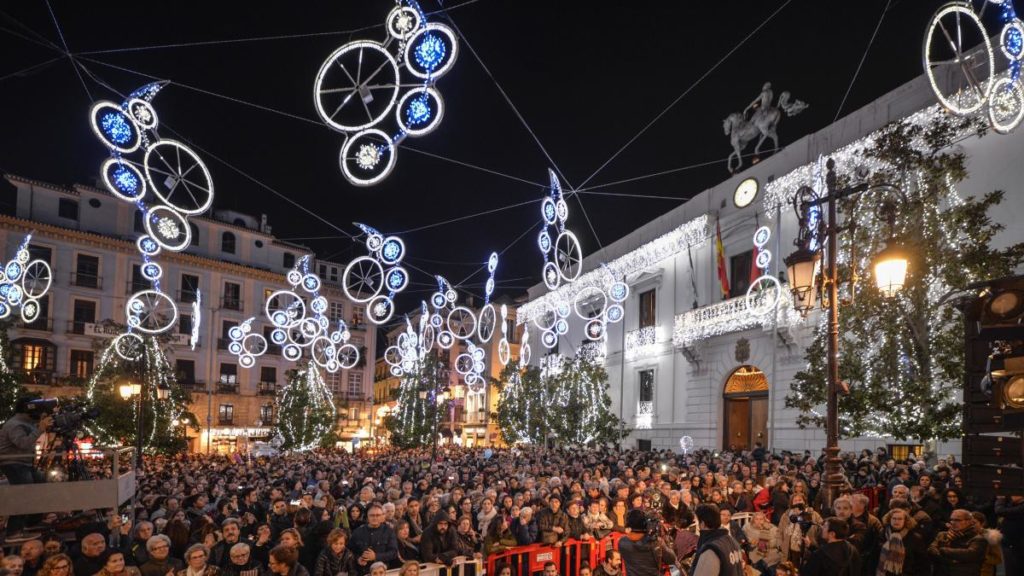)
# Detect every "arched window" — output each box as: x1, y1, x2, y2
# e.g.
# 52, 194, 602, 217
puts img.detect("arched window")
221, 231, 236, 254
